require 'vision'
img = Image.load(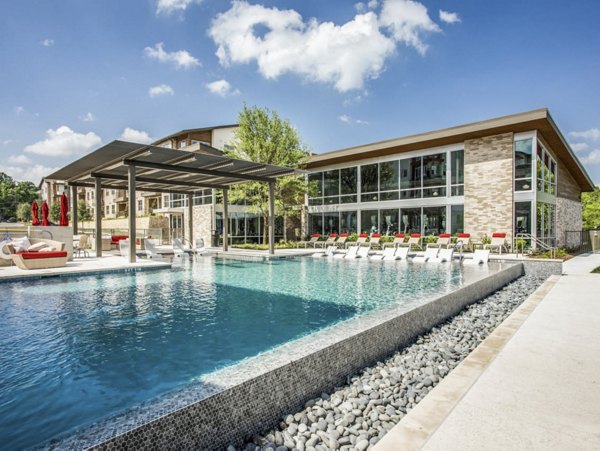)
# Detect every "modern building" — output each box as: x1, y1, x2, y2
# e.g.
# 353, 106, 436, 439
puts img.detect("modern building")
305, 108, 595, 248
